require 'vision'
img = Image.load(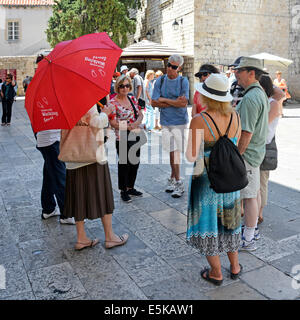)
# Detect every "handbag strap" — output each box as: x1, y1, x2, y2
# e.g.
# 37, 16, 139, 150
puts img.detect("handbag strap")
127, 95, 138, 120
